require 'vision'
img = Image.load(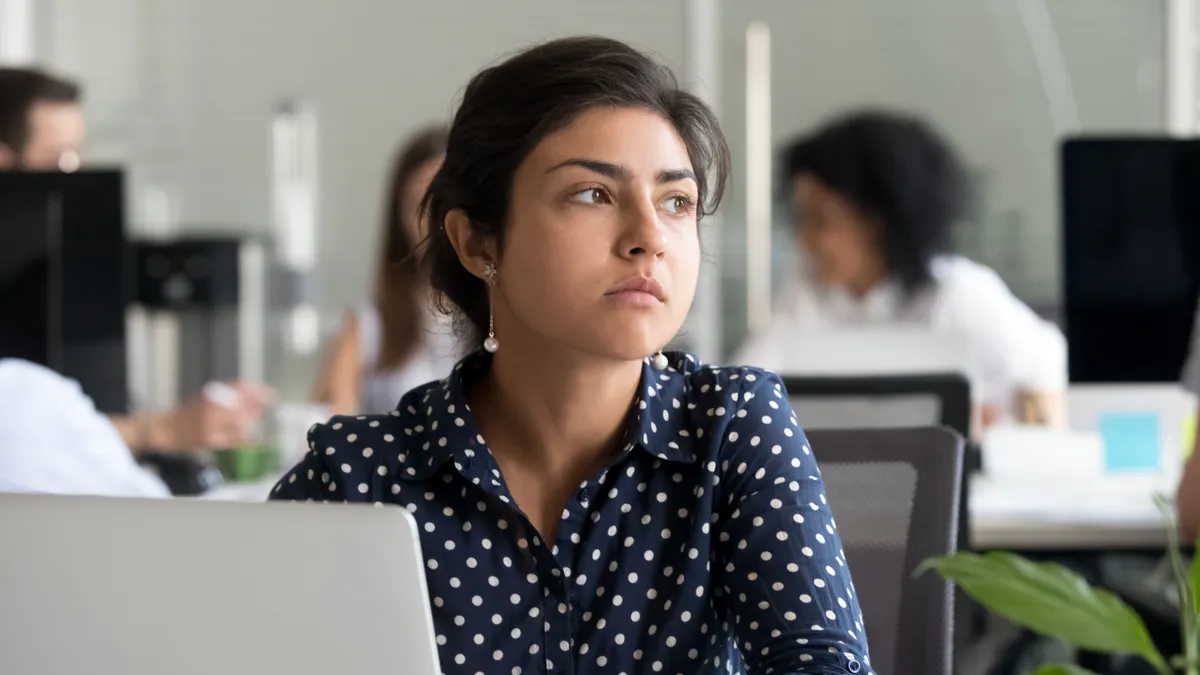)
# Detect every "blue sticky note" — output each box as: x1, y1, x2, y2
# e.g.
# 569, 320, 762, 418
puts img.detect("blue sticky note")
1099, 412, 1162, 472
